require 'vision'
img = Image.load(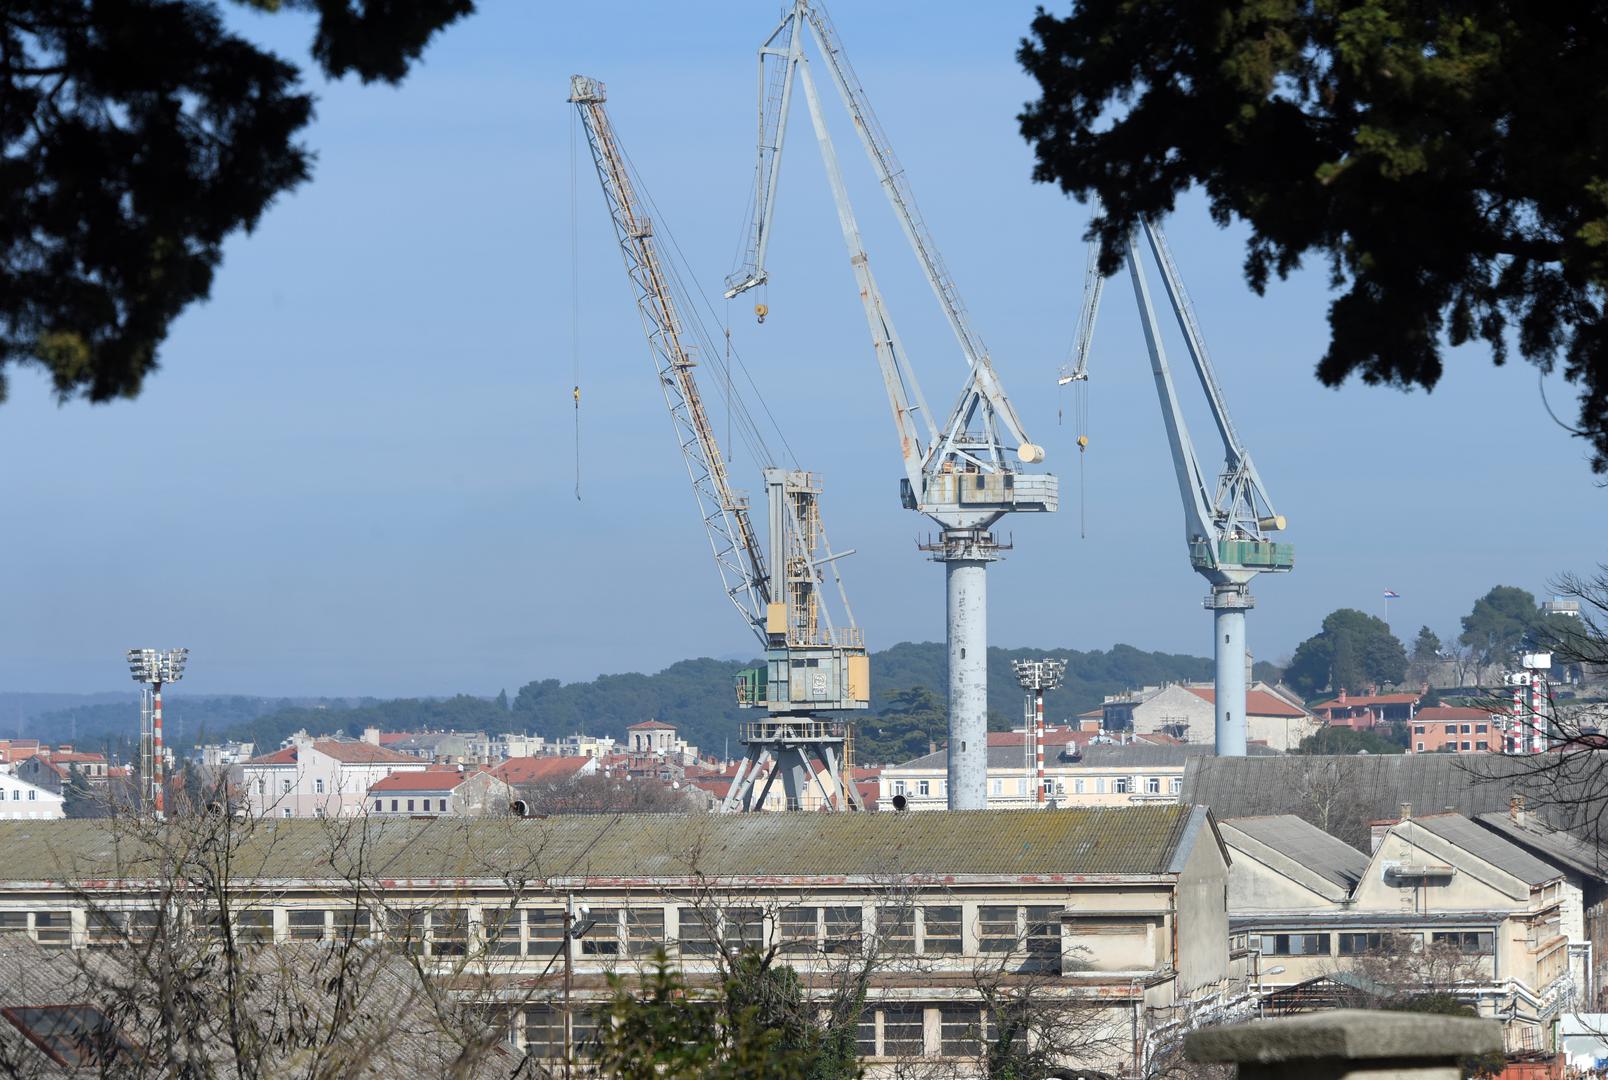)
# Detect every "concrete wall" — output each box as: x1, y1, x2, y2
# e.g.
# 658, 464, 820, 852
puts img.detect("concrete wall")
1175, 819, 1231, 994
